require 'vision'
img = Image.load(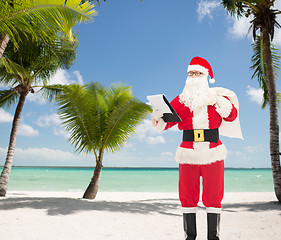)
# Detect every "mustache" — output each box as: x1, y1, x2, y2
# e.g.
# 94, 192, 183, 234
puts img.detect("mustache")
186, 76, 208, 82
